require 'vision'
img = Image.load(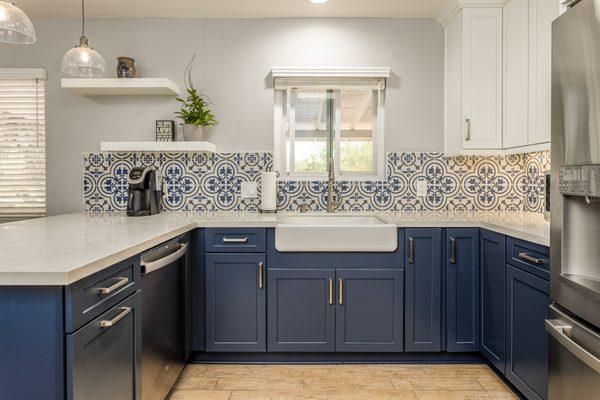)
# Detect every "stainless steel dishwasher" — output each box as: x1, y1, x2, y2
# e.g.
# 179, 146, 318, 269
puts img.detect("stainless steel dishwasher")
140, 237, 189, 400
